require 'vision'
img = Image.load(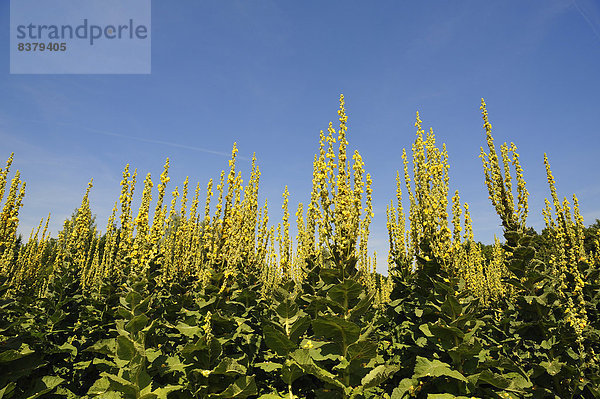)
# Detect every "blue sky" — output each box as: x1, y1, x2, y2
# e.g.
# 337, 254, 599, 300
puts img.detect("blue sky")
1, 1, 599, 273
